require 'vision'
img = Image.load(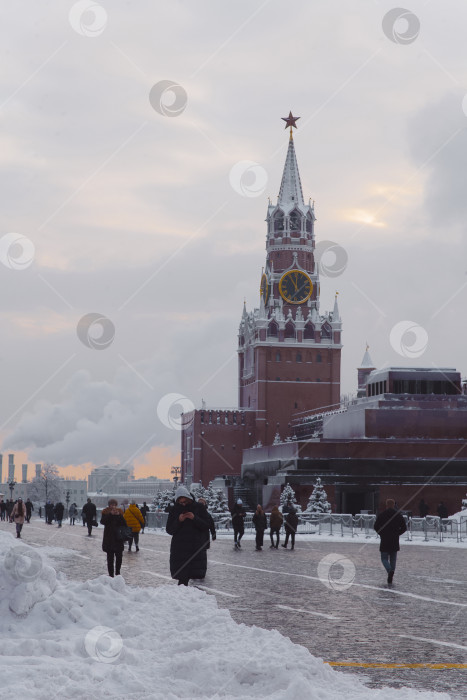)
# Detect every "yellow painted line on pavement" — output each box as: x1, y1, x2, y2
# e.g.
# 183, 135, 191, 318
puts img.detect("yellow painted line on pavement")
328, 662, 467, 669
